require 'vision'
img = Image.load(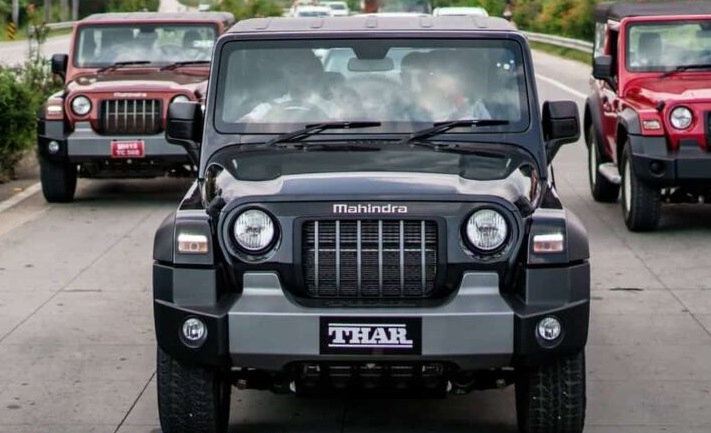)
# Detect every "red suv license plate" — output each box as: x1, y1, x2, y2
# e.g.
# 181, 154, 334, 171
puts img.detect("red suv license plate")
111, 140, 145, 158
